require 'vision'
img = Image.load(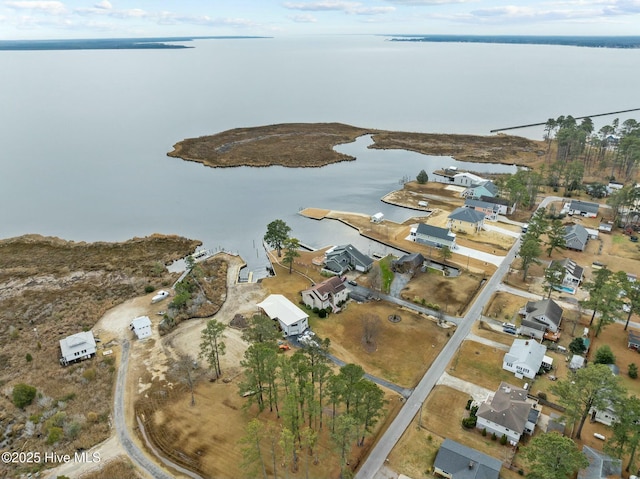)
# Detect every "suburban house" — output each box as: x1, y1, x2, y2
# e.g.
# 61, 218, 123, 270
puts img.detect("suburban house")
301, 276, 349, 313
463, 180, 499, 200
257, 294, 309, 337
464, 198, 500, 221
410, 223, 457, 249
566, 200, 600, 218
59, 331, 97, 366
453, 172, 486, 187
628, 329, 640, 350
479, 195, 513, 215
447, 207, 486, 234
549, 258, 584, 291
521, 299, 563, 333
433, 439, 501, 479
130, 315, 152, 340
502, 339, 547, 379
391, 253, 425, 275
591, 401, 618, 426
578, 445, 622, 479
564, 224, 590, 251
476, 382, 540, 445
323, 244, 373, 275
519, 319, 547, 340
